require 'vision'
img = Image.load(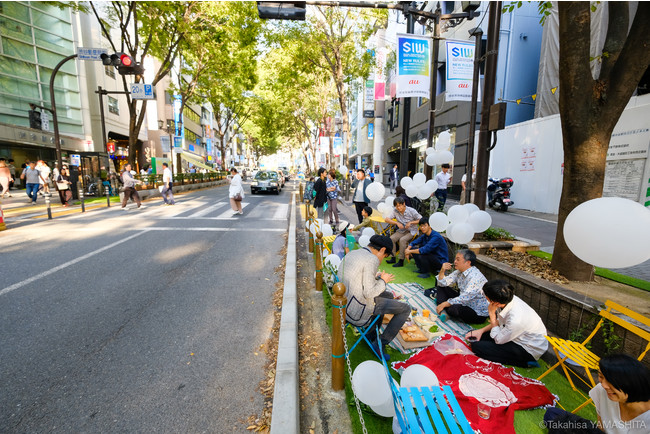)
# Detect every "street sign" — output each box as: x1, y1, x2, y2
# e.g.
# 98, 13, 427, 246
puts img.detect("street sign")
41, 111, 50, 131
77, 47, 108, 61
173, 136, 182, 149
70, 154, 81, 166
130, 83, 154, 100
160, 136, 170, 152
